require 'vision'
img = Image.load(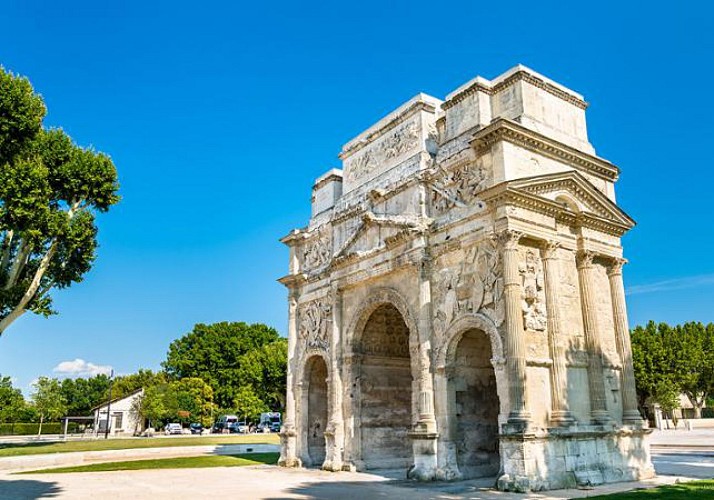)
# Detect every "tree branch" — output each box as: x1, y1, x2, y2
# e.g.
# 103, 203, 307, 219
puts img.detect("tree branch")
0, 239, 58, 336
4, 238, 31, 290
